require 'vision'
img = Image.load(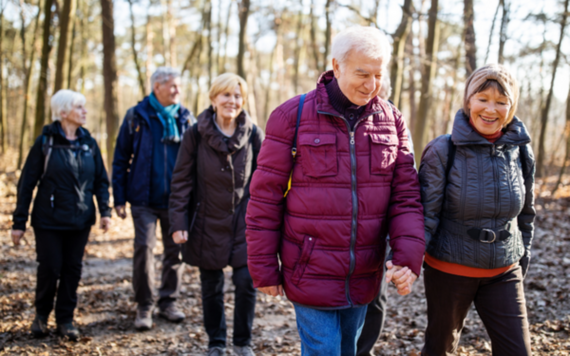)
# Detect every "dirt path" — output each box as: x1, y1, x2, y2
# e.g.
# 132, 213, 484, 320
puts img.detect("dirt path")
1, 177, 569, 355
